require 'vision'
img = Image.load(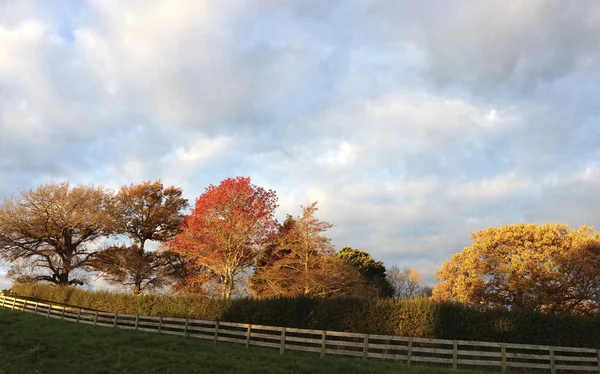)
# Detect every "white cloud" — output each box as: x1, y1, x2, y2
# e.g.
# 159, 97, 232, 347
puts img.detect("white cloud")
173, 136, 234, 164
316, 141, 357, 167
0, 0, 599, 285
449, 174, 533, 202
